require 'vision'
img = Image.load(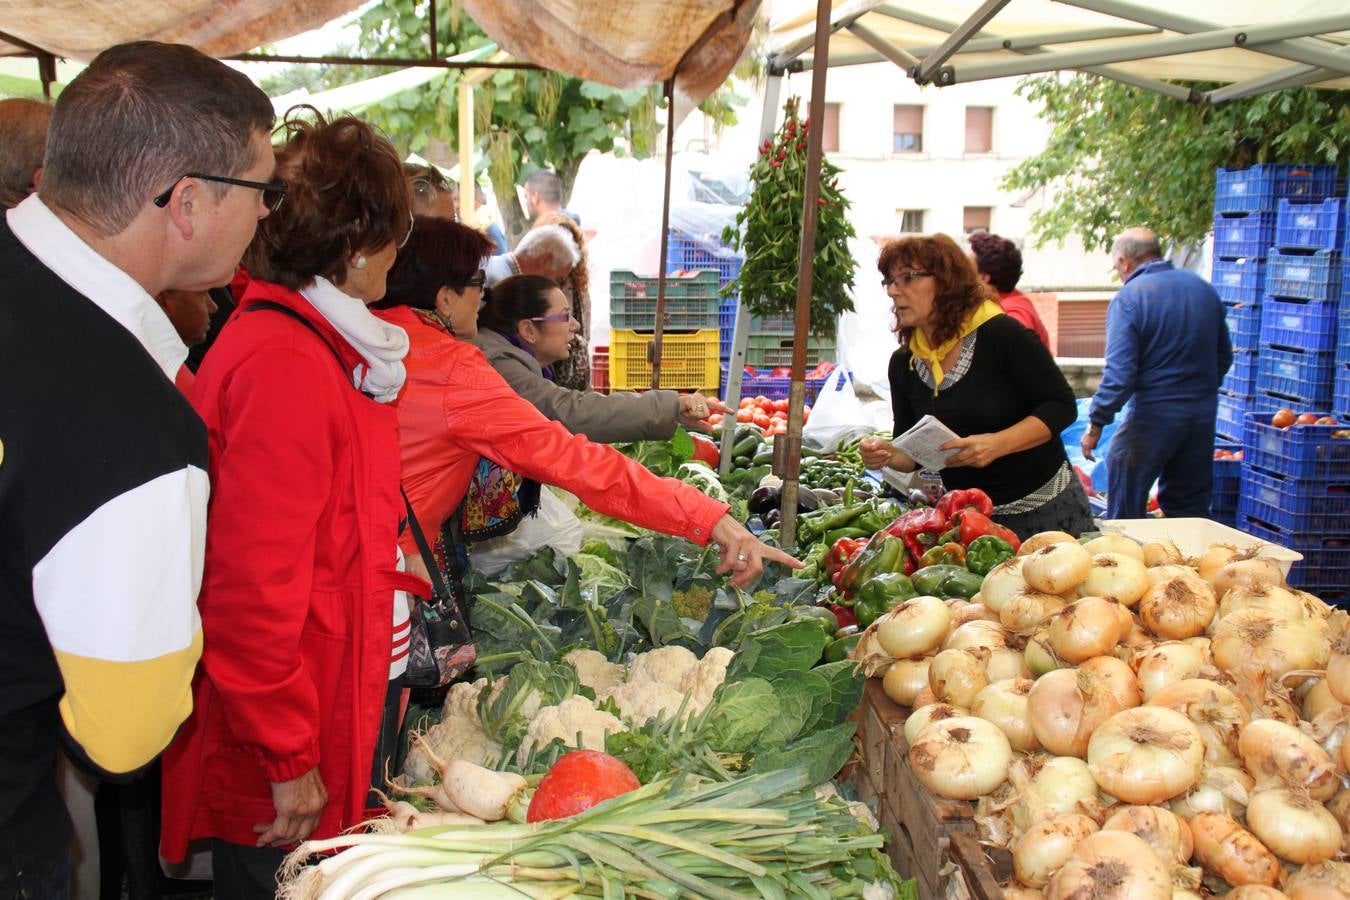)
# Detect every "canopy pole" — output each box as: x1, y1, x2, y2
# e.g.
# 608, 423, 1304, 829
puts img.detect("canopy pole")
650, 77, 677, 390
779, 0, 834, 551
458, 81, 474, 224
1208, 53, 1350, 103
915, 0, 1012, 83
